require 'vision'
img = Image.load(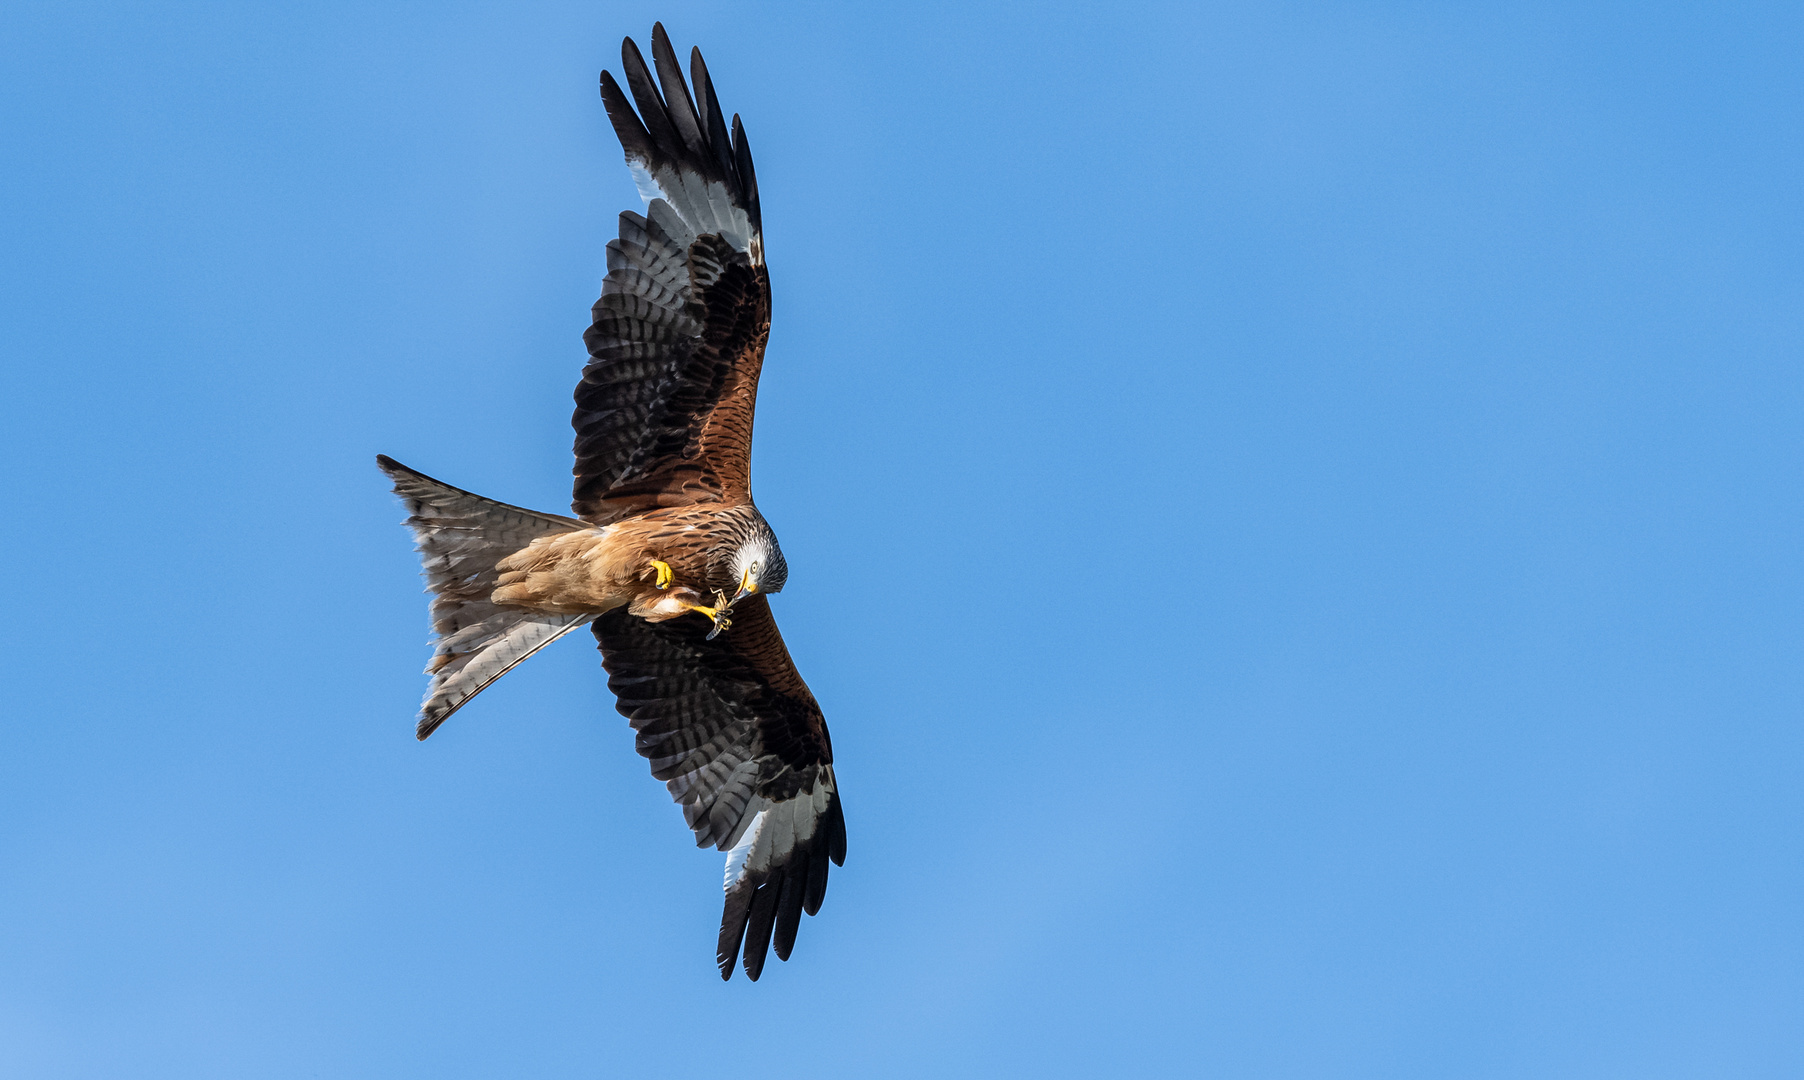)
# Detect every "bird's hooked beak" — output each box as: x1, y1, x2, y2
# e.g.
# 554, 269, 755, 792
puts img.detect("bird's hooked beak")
731, 565, 759, 603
